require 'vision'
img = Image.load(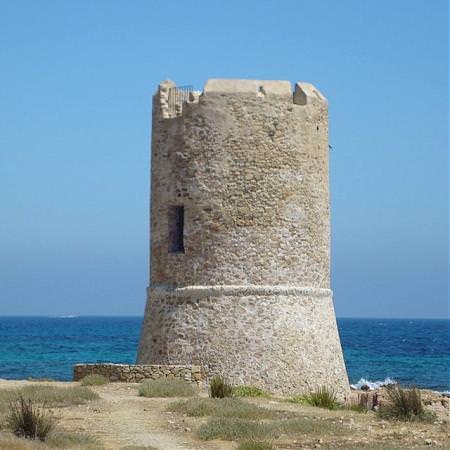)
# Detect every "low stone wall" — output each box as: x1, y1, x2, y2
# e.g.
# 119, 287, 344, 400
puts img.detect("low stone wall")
73, 363, 203, 384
